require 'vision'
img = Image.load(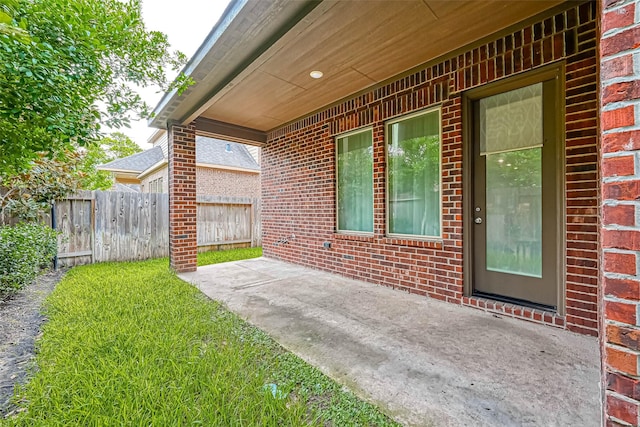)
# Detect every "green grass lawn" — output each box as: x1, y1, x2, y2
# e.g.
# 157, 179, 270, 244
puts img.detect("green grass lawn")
2, 248, 398, 426
197, 246, 263, 267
